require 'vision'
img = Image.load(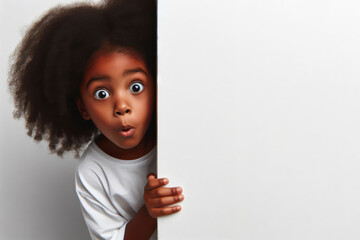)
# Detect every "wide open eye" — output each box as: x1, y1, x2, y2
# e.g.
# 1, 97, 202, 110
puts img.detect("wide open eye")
129, 82, 144, 93
94, 89, 110, 100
